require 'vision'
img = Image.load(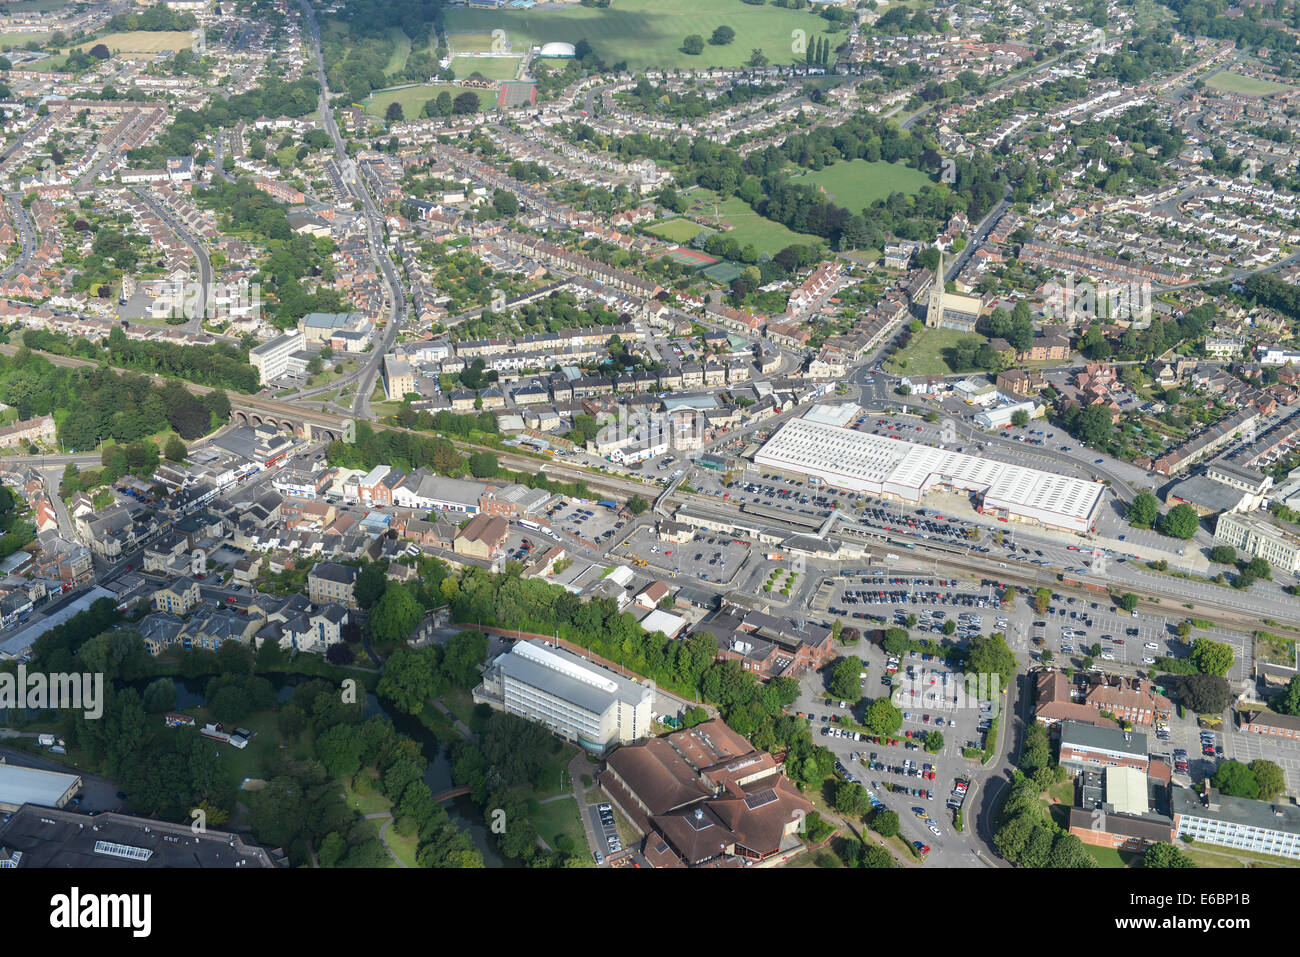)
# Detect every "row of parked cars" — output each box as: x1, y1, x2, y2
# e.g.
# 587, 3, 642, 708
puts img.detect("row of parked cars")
595, 803, 621, 862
